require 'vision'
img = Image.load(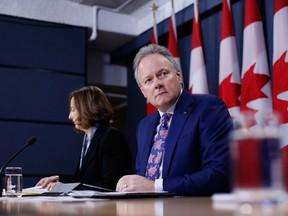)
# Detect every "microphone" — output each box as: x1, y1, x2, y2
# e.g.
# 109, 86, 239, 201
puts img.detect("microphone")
0, 136, 37, 197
